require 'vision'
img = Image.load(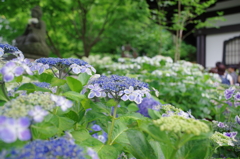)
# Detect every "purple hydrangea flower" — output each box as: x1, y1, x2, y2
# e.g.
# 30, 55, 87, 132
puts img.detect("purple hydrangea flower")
137, 97, 161, 117
217, 122, 226, 128
224, 87, 235, 100
234, 92, 240, 101
51, 94, 73, 111
223, 132, 237, 140
235, 115, 240, 125
0, 116, 31, 143
0, 43, 20, 54
70, 64, 96, 75
1, 61, 24, 82
28, 106, 49, 122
